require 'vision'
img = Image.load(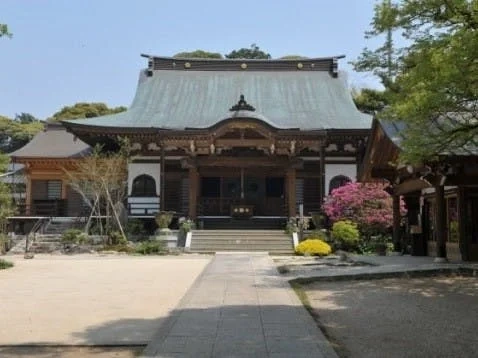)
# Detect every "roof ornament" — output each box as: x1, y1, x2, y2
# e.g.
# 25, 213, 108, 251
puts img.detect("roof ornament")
229, 94, 256, 112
